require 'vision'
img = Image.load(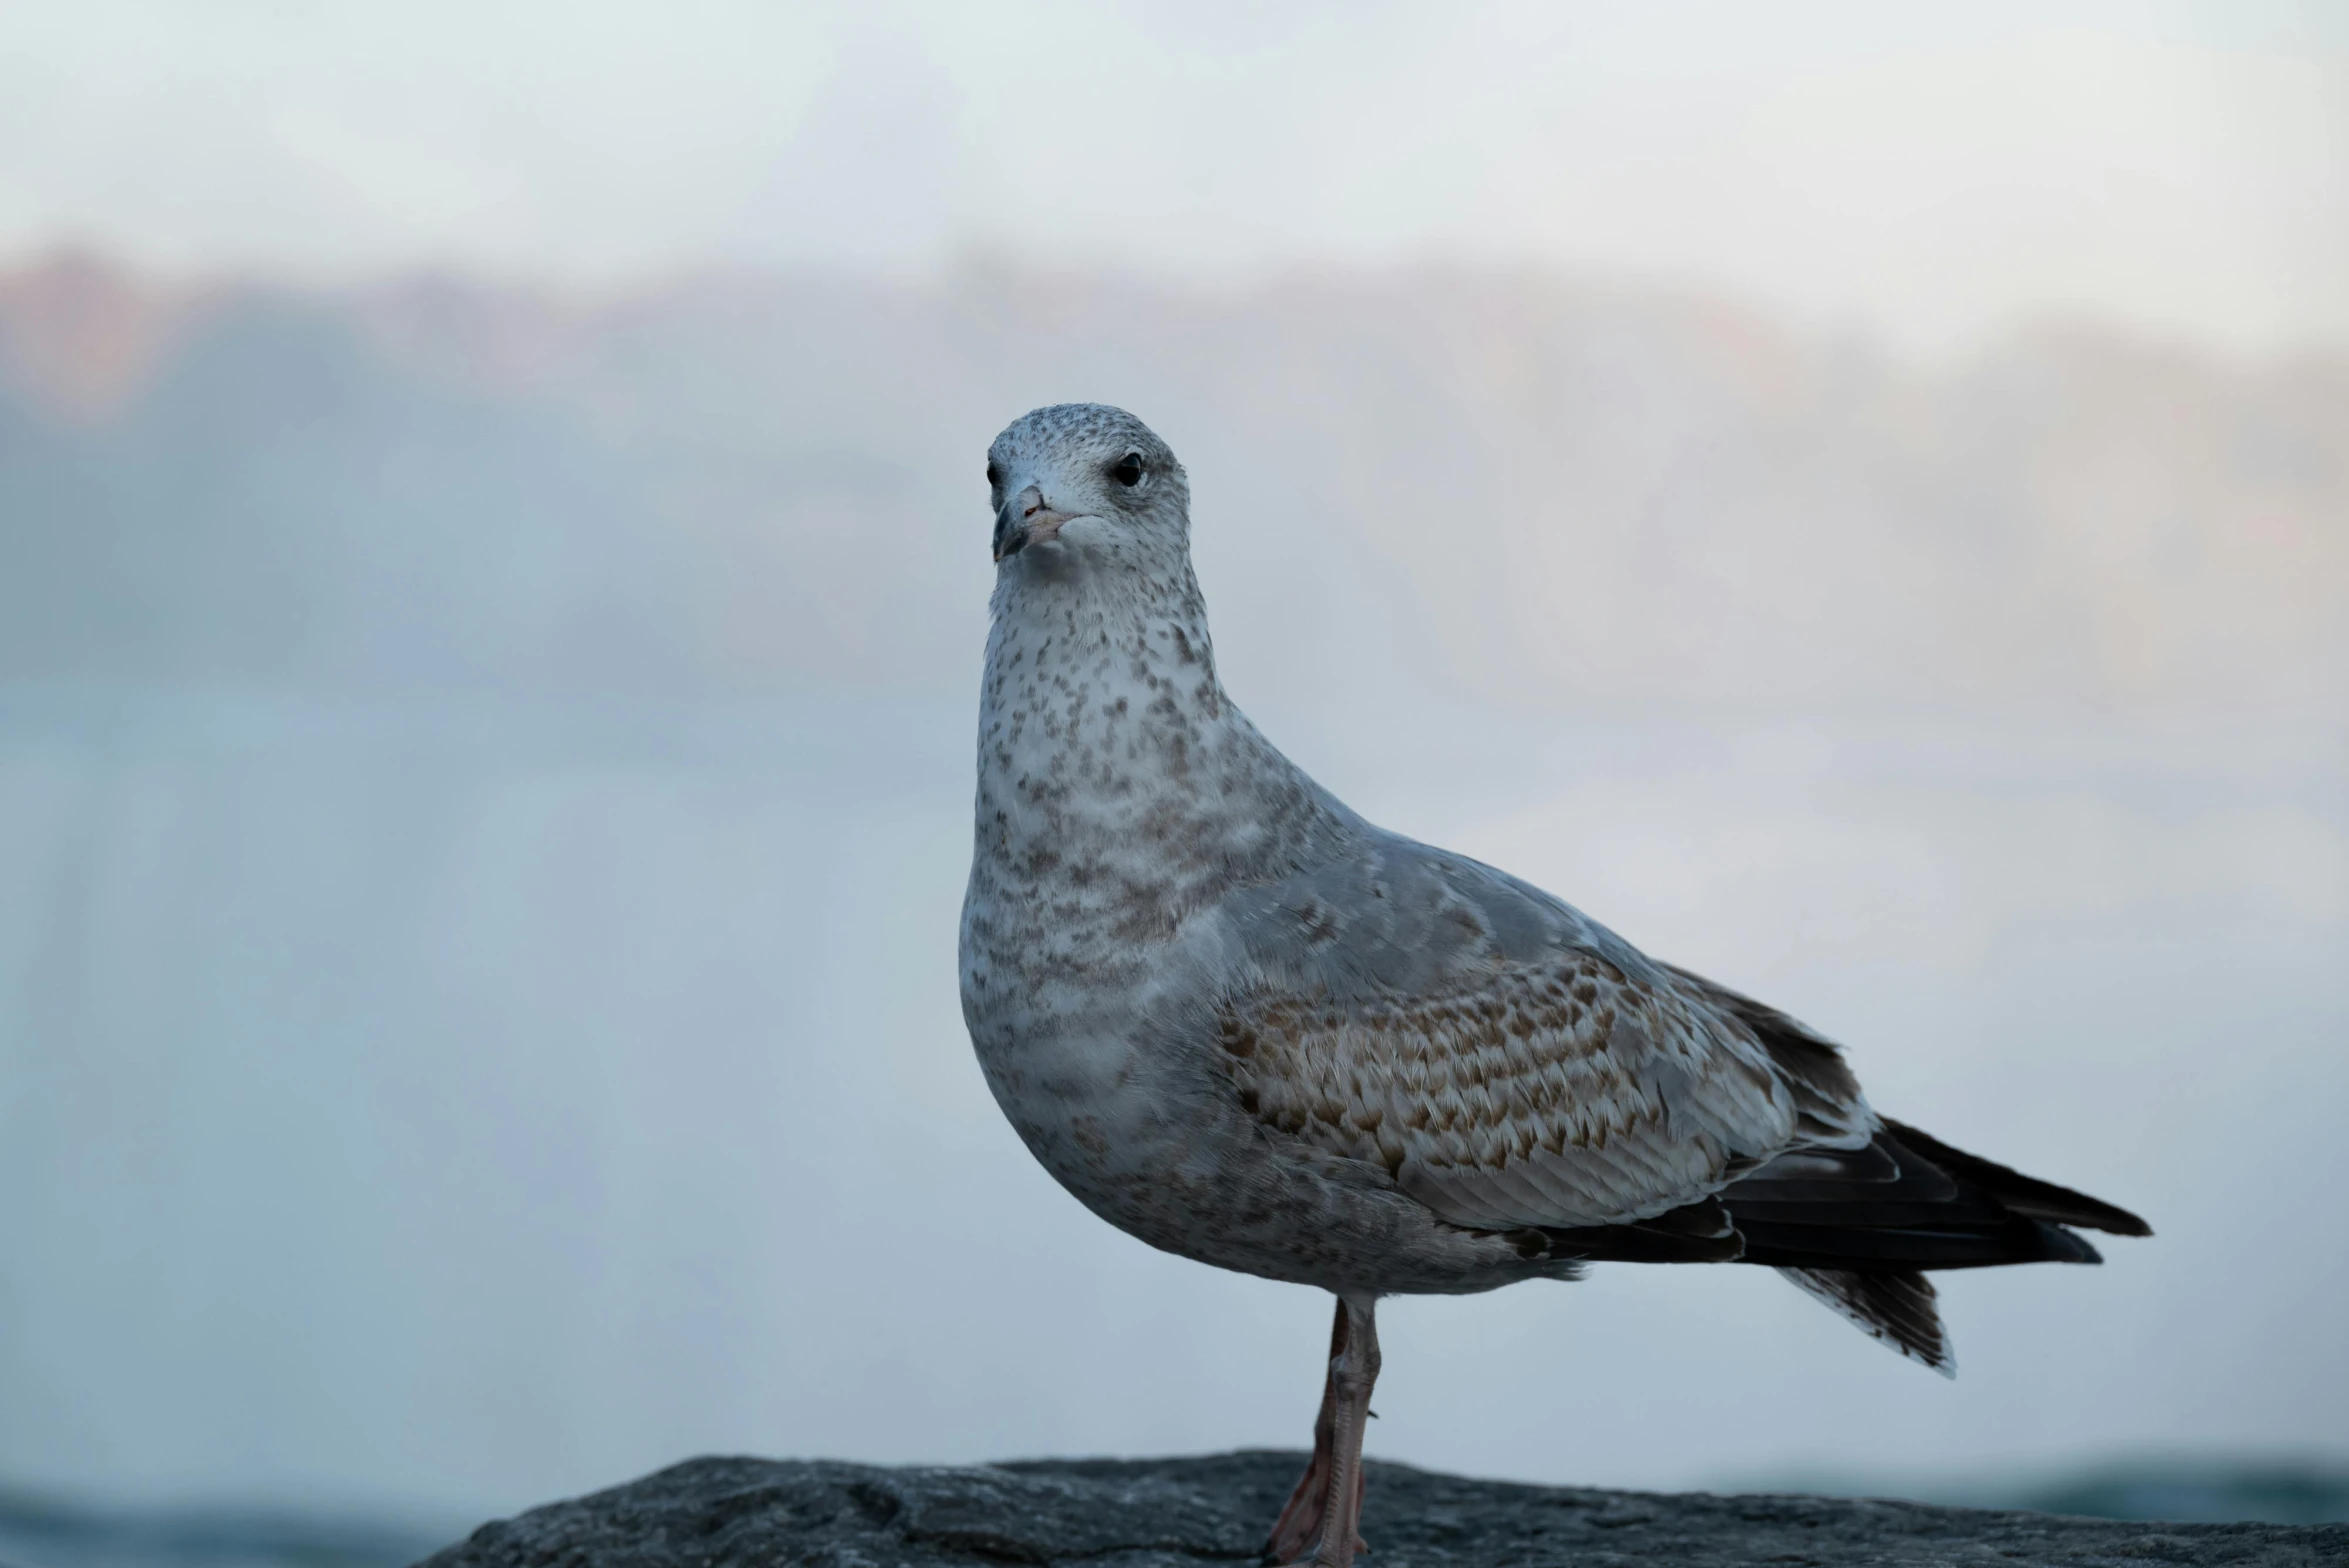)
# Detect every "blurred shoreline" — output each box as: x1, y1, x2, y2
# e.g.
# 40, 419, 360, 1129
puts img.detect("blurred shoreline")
5, 251, 2344, 717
